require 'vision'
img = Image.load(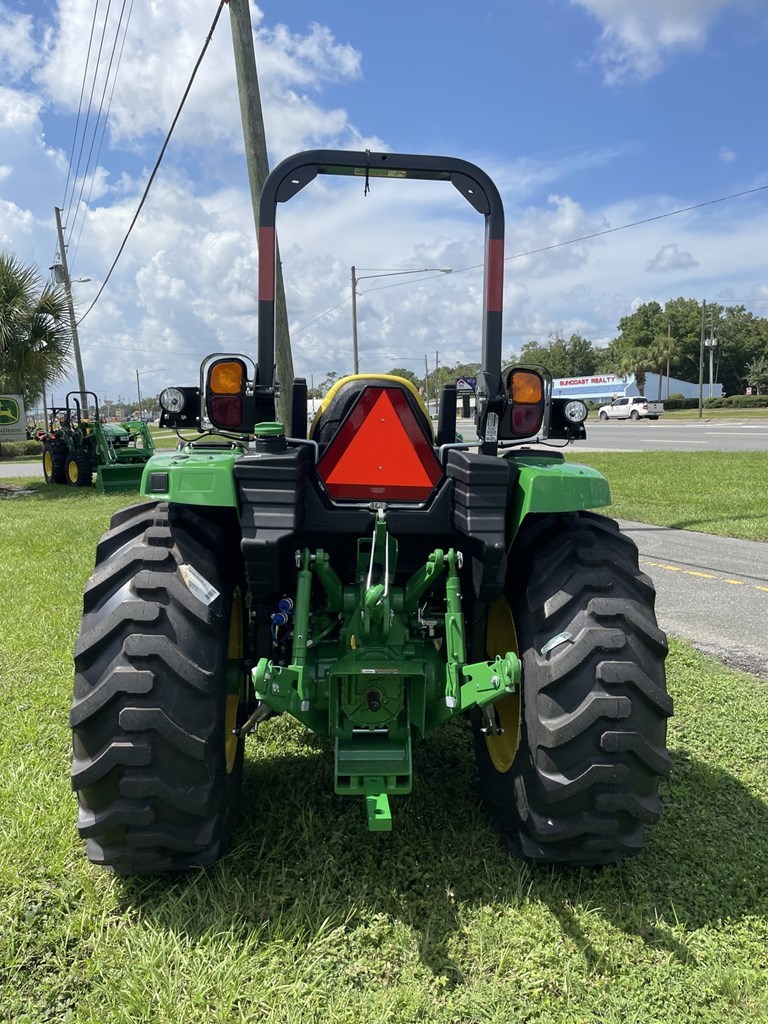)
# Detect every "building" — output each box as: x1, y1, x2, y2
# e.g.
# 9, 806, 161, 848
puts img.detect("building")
551, 372, 723, 404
